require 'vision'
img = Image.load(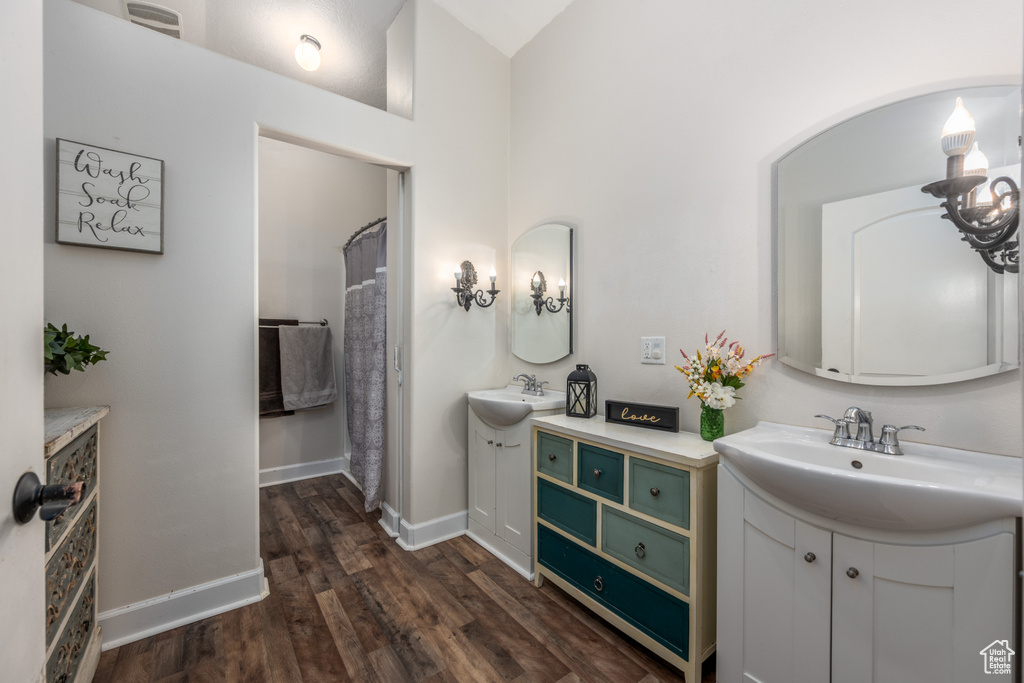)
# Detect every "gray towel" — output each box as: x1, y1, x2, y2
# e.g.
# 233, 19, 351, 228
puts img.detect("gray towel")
278, 326, 338, 410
